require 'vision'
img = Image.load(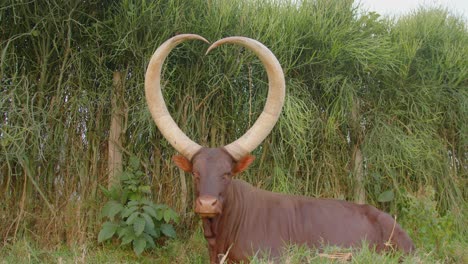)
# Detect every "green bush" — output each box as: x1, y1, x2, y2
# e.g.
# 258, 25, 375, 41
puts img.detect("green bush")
98, 156, 179, 255
400, 186, 467, 263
